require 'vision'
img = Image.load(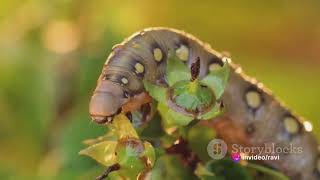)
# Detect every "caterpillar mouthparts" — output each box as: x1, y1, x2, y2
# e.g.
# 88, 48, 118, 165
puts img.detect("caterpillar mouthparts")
91, 115, 114, 124
89, 91, 122, 124
89, 80, 128, 124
